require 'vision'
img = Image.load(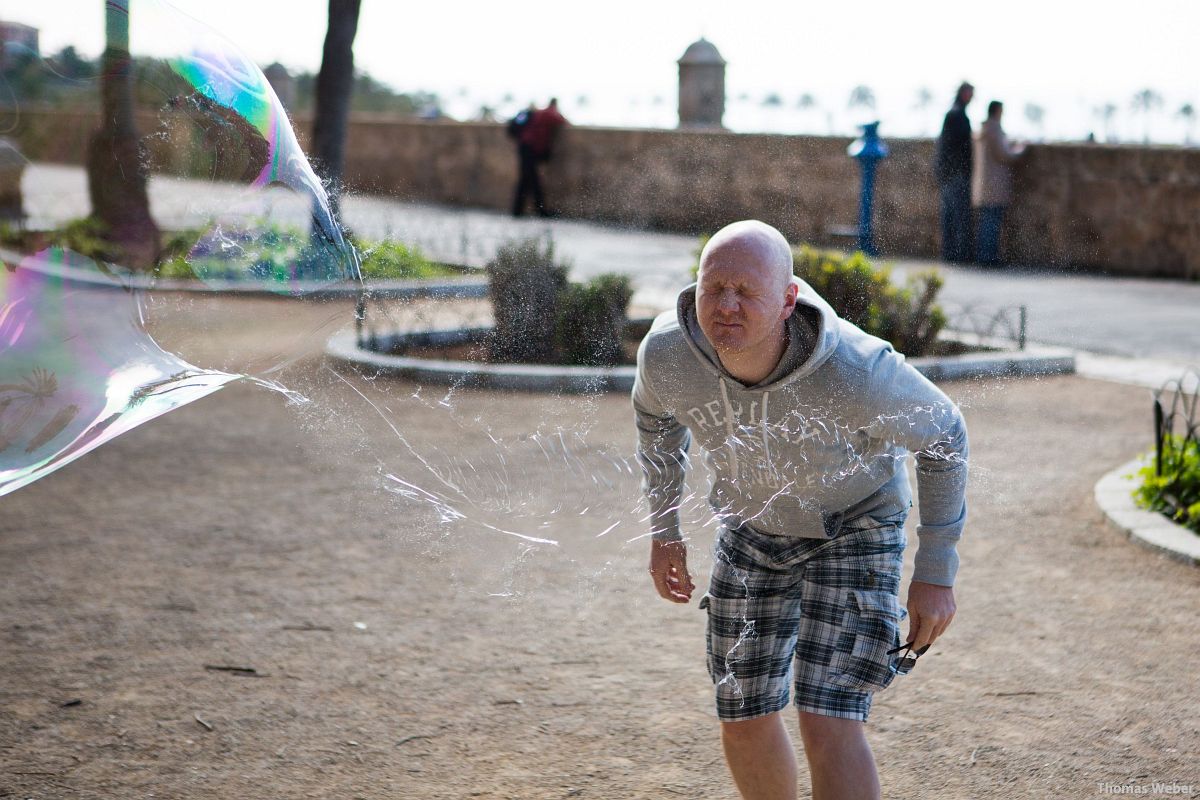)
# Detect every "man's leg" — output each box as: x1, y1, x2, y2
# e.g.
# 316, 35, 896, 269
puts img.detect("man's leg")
976, 206, 1004, 265
531, 158, 547, 216
951, 175, 974, 262
797, 711, 881, 800
512, 146, 535, 216
706, 526, 822, 800
790, 516, 908, 800
938, 183, 954, 261
721, 712, 798, 800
